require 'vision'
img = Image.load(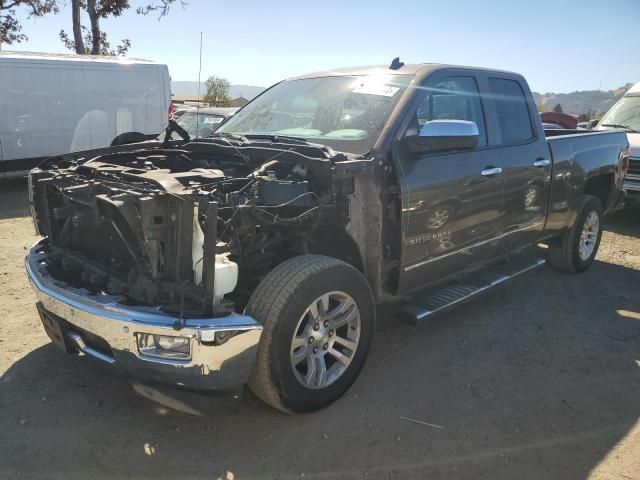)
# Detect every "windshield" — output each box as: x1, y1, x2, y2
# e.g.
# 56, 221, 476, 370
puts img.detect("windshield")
598, 95, 640, 132
217, 75, 411, 155
167, 111, 226, 139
